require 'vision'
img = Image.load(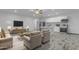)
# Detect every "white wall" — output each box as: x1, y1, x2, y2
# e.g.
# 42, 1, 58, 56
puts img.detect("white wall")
1, 11, 79, 34
67, 13, 79, 34
43, 12, 79, 34
0, 13, 38, 31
